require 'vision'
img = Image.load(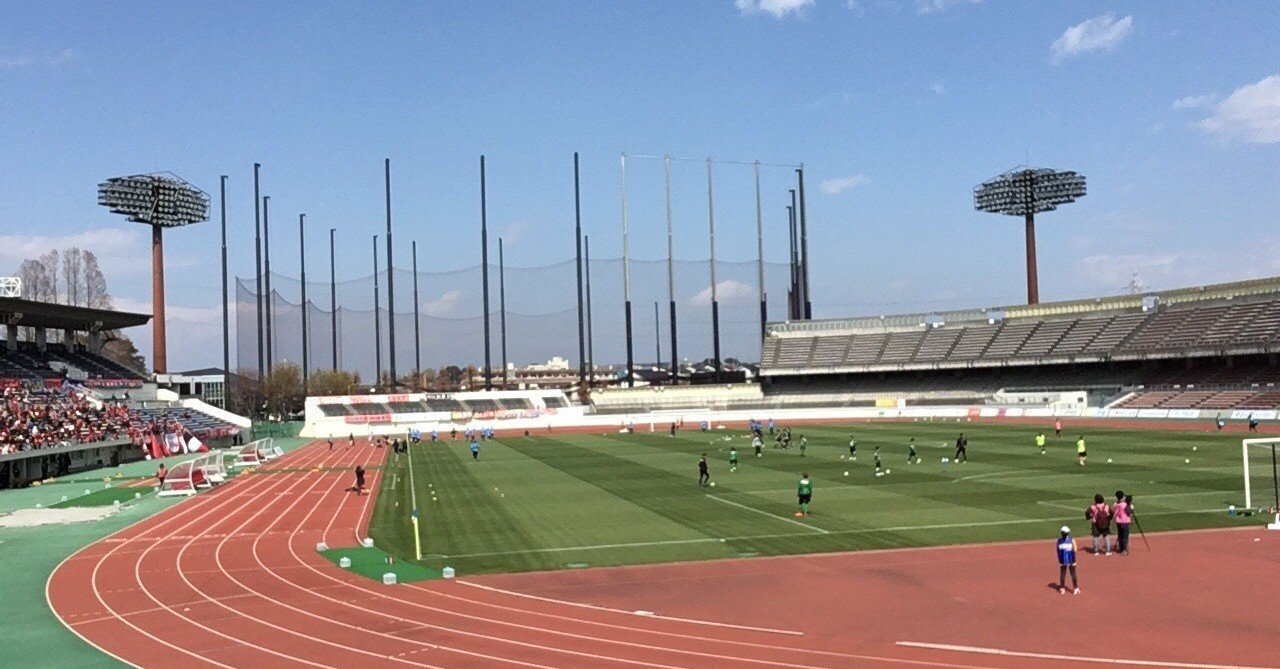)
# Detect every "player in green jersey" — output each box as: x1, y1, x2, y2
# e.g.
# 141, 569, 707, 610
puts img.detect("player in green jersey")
795, 473, 813, 517
907, 438, 918, 463
729, 447, 739, 470
848, 436, 858, 460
